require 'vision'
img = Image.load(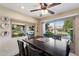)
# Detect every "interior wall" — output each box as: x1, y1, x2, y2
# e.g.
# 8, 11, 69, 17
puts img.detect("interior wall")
36, 20, 40, 36
0, 5, 38, 23
39, 8, 79, 56
0, 5, 38, 56
0, 5, 39, 37
41, 8, 79, 23
38, 9, 76, 37
74, 15, 79, 55
38, 8, 79, 37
